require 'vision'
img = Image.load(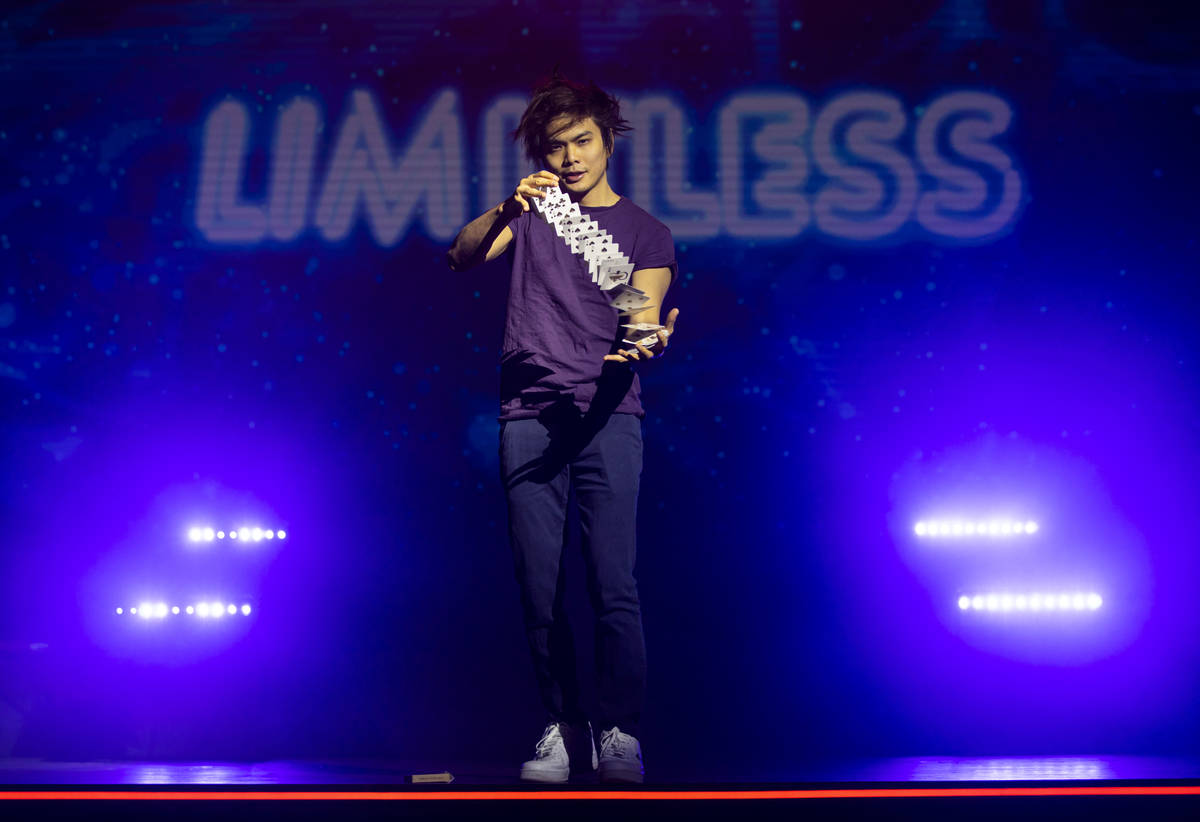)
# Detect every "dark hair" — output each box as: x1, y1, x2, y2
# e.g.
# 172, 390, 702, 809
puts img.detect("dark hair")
513, 70, 632, 163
